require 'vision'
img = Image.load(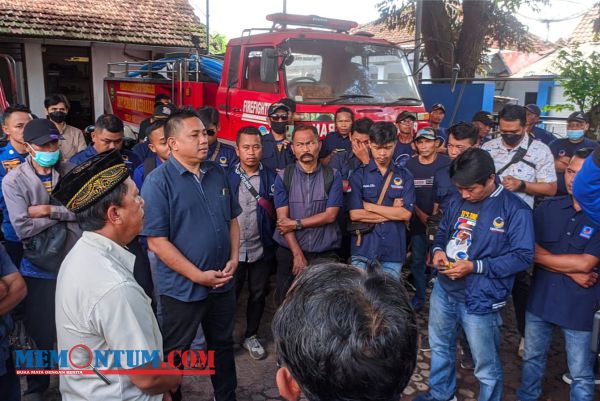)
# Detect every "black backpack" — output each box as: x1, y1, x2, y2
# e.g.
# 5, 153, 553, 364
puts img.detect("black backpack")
282, 163, 334, 194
